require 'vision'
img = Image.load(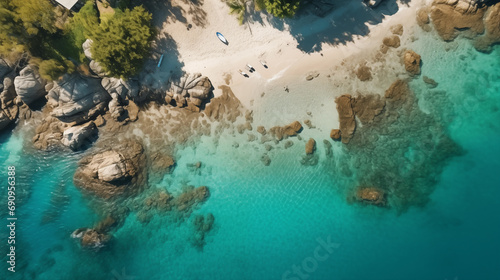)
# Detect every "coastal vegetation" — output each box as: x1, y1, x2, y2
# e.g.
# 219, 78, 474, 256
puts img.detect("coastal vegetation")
225, 0, 301, 24
0, 0, 153, 80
